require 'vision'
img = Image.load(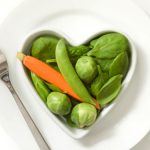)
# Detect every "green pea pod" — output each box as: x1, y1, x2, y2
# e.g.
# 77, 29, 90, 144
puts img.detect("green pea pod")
31, 36, 59, 61
109, 52, 129, 77
55, 39, 96, 107
95, 58, 114, 72
45, 82, 62, 92
87, 33, 129, 59
31, 72, 50, 103
97, 74, 122, 107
